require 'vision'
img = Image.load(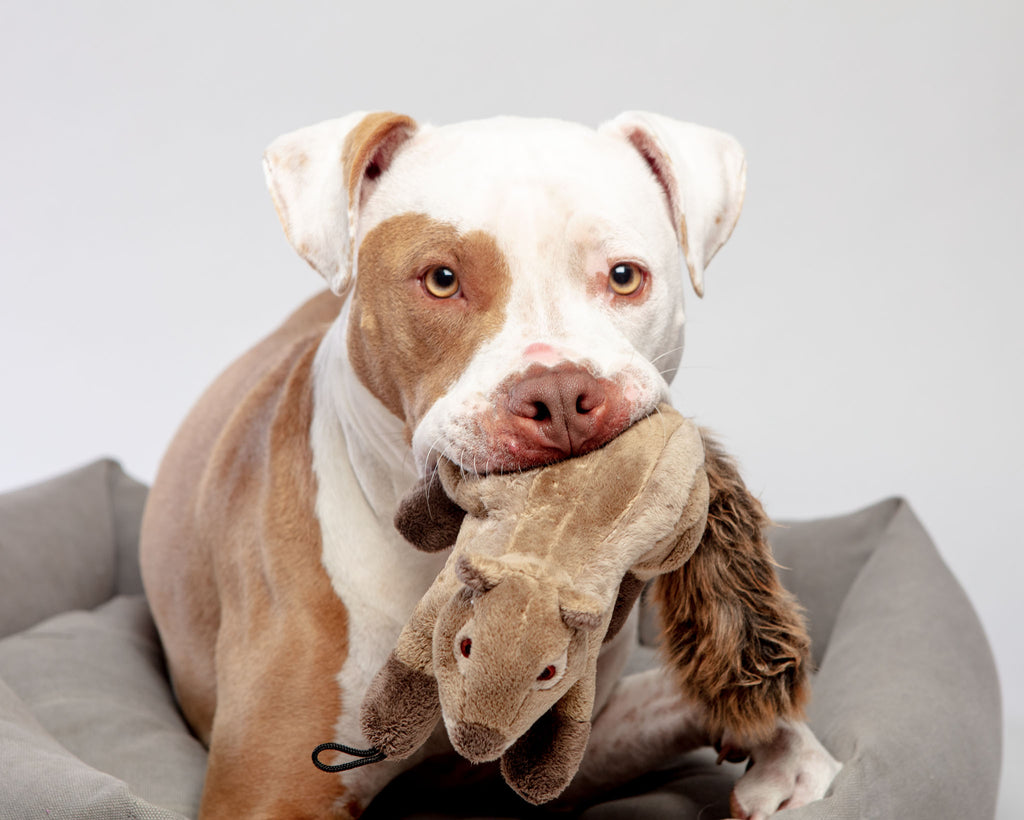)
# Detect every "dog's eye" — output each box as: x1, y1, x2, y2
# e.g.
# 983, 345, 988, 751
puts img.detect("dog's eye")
537, 665, 556, 682
424, 266, 460, 299
608, 263, 645, 296
459, 637, 472, 658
